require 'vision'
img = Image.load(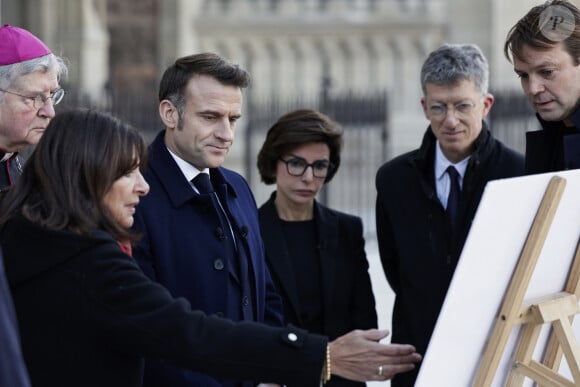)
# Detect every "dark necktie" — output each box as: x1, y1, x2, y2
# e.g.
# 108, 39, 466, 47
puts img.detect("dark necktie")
446, 166, 461, 231
192, 173, 214, 194
192, 173, 233, 246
